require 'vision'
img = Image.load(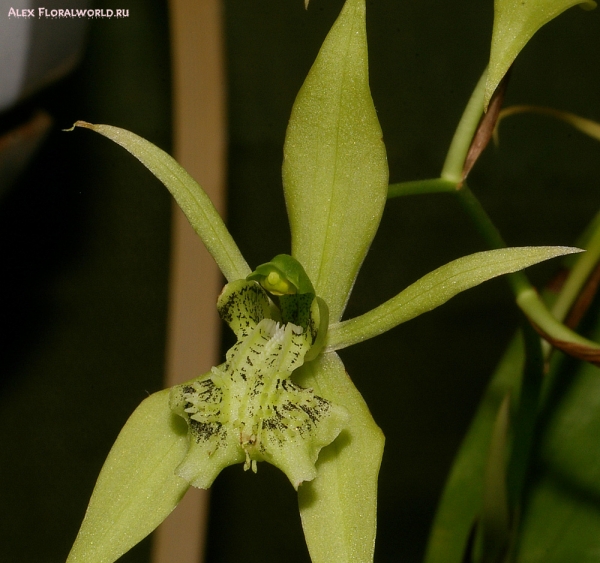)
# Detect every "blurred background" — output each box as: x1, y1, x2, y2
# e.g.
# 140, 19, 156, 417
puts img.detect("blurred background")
0, 0, 599, 562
